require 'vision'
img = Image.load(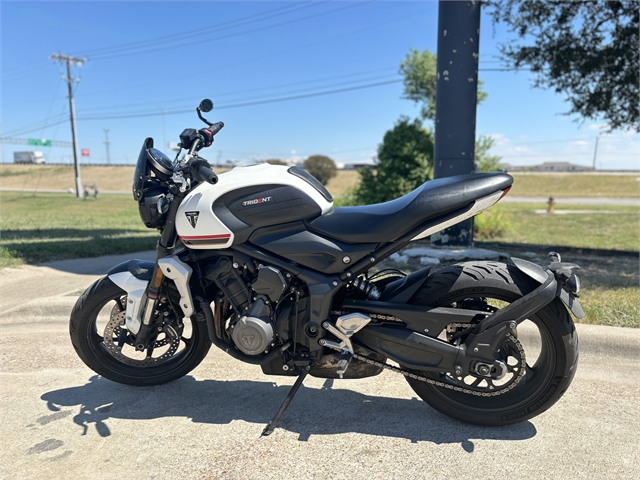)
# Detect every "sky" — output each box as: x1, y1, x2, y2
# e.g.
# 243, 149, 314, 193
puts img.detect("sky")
1, 1, 638, 171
